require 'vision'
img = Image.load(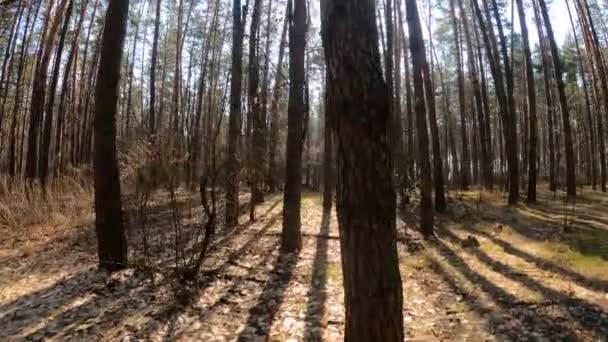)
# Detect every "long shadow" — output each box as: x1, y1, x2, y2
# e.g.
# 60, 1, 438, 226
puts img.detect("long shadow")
236, 249, 300, 341
0, 266, 164, 341
170, 239, 282, 340
462, 225, 608, 293
303, 210, 331, 341
438, 228, 608, 336
137, 208, 284, 338
431, 238, 579, 340
0, 268, 98, 339
456, 200, 608, 260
